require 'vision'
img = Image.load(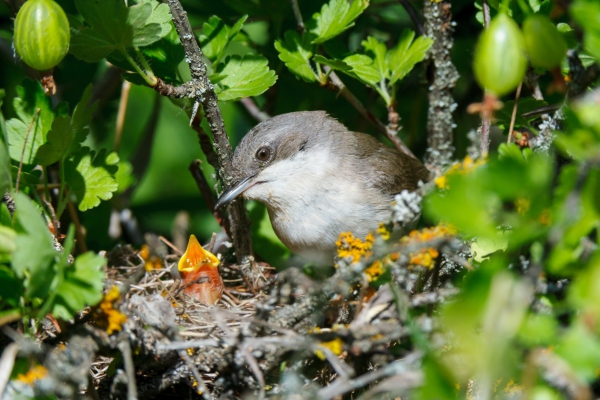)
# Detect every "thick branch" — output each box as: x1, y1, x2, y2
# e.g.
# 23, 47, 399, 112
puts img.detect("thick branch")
423, 0, 458, 171
164, 0, 253, 264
